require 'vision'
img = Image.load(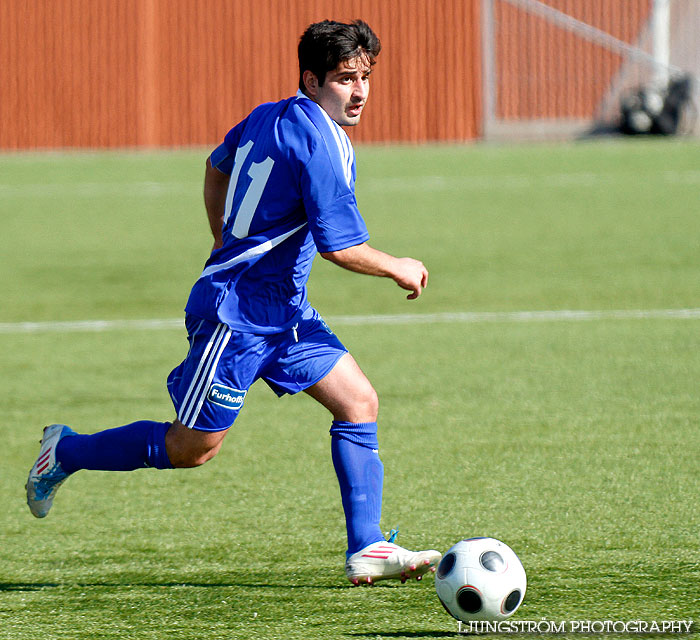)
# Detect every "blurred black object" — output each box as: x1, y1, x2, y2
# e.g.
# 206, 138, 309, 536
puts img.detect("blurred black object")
619, 73, 695, 135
